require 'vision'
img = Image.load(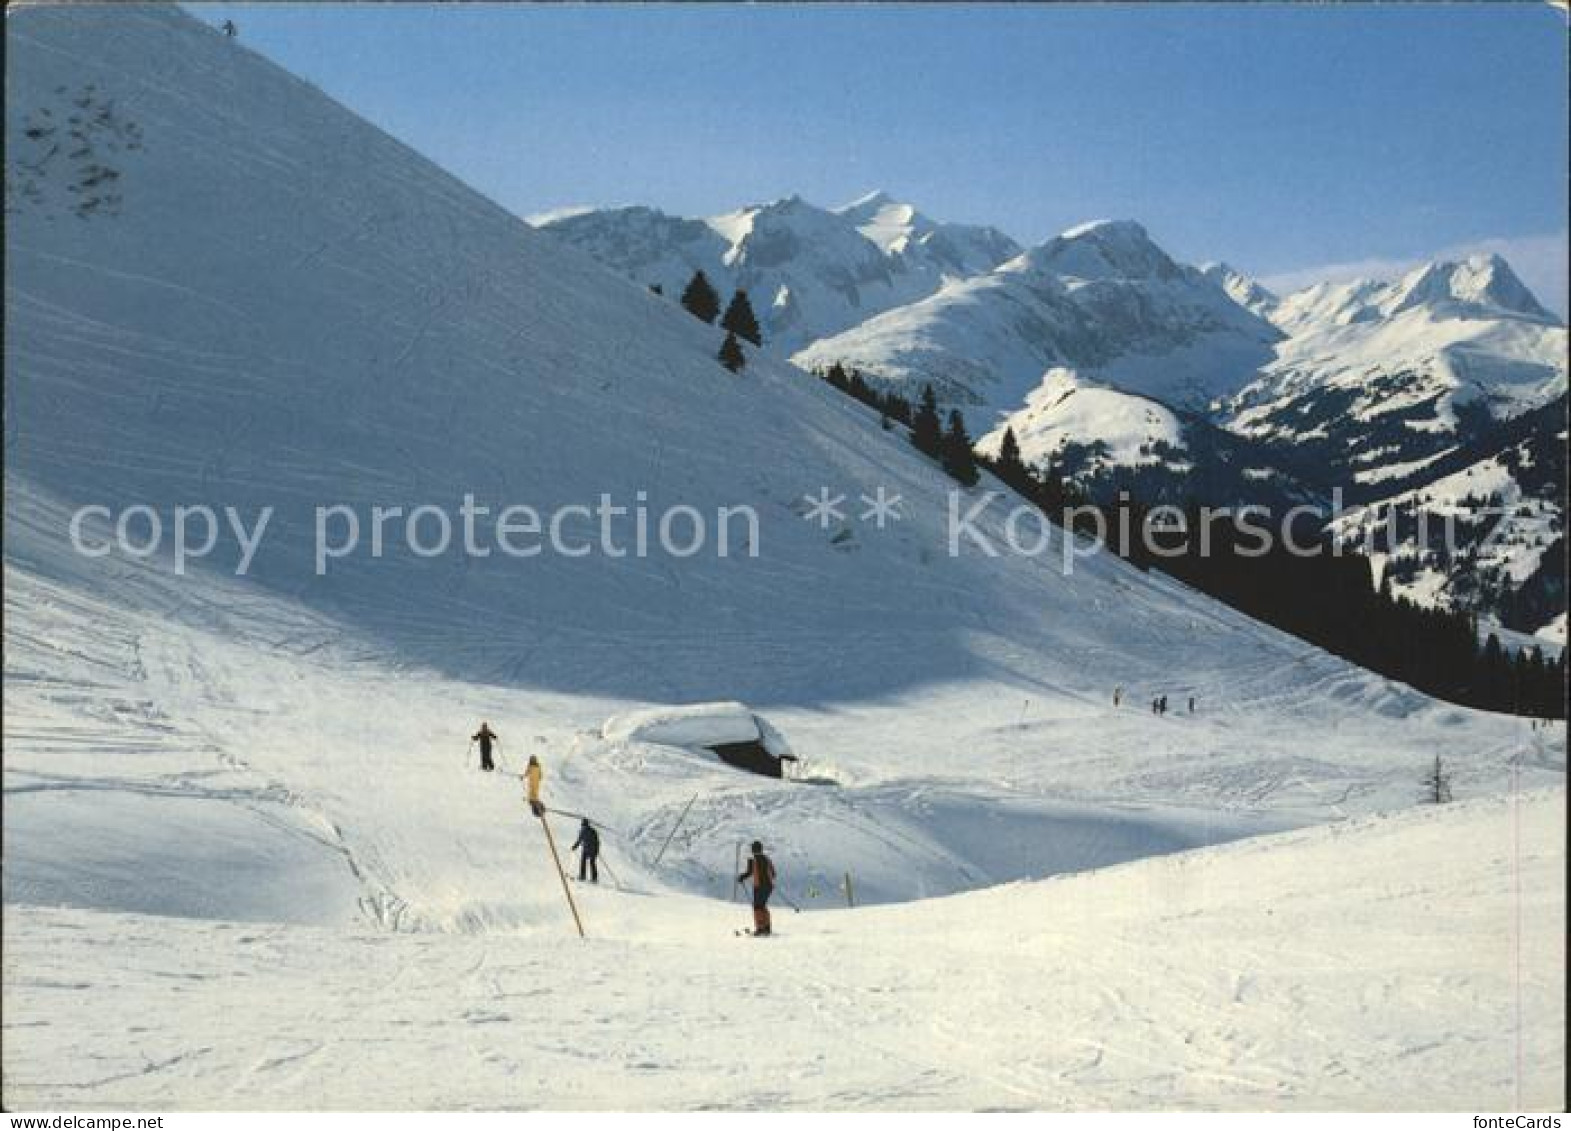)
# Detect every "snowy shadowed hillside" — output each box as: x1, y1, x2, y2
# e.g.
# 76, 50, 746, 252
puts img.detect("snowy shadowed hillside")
535, 190, 1020, 353
3, 4, 1564, 1111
